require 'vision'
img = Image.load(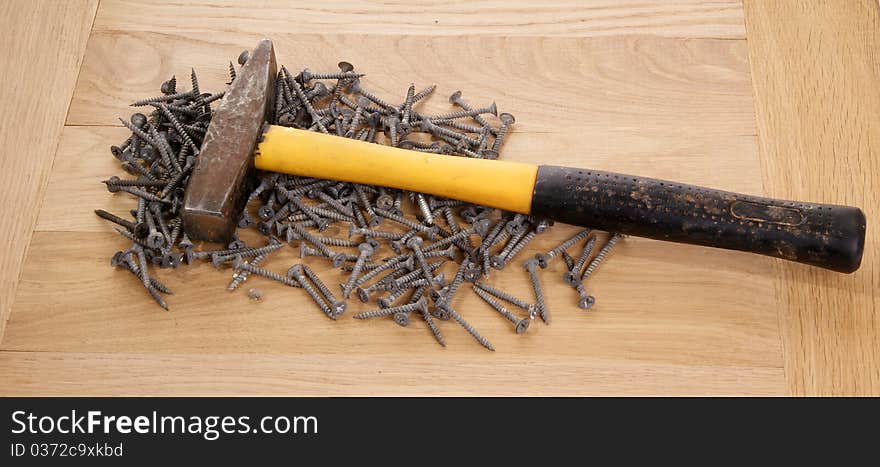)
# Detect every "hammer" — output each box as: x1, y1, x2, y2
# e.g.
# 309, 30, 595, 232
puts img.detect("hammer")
182, 39, 866, 273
